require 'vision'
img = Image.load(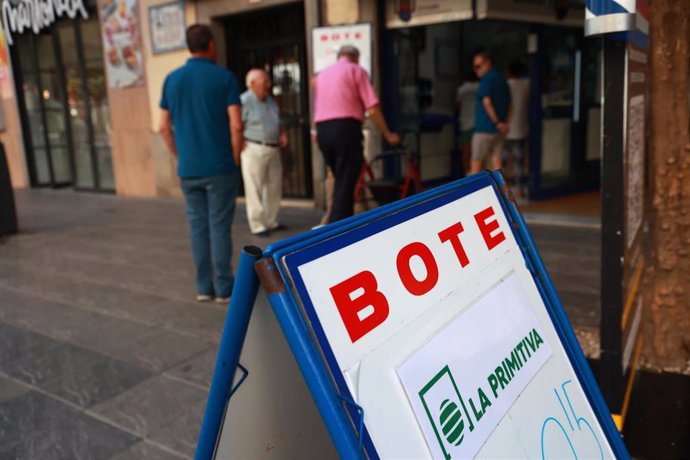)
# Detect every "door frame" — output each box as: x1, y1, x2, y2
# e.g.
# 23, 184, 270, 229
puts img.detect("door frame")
223, 2, 313, 199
